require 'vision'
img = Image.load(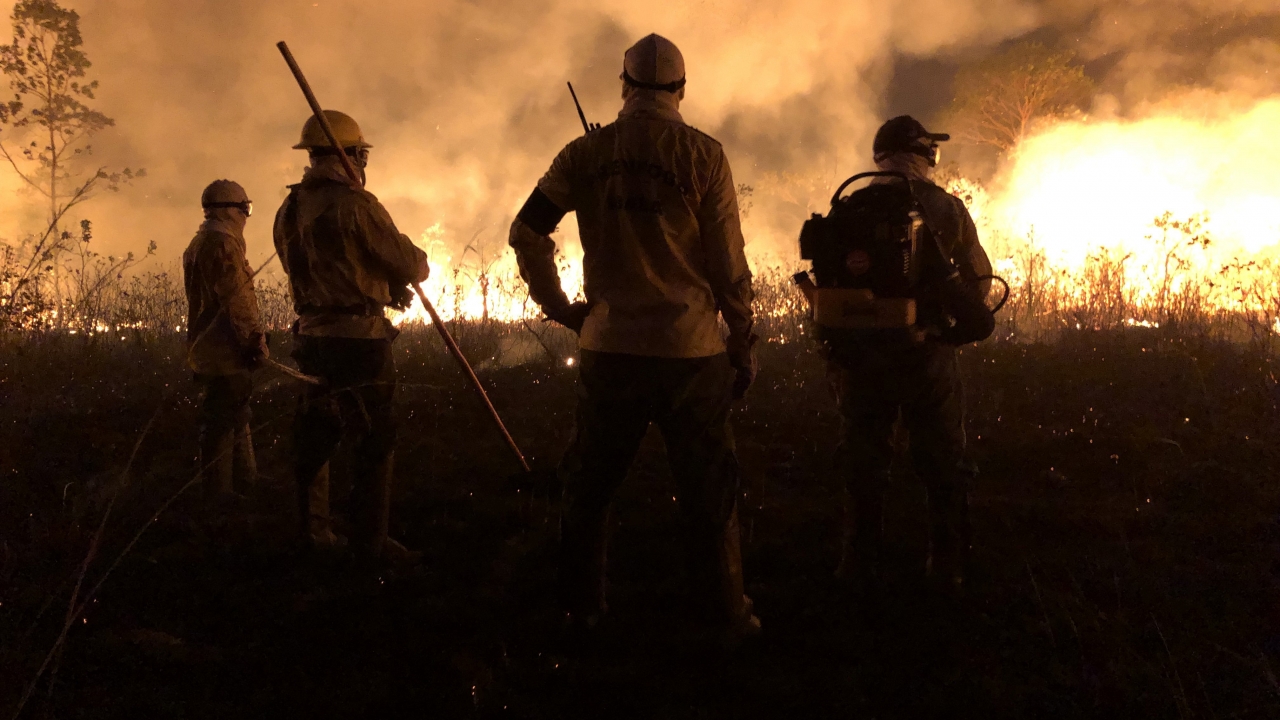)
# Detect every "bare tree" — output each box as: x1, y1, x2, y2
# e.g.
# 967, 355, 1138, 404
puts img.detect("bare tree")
0, 0, 140, 233
944, 41, 1094, 153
